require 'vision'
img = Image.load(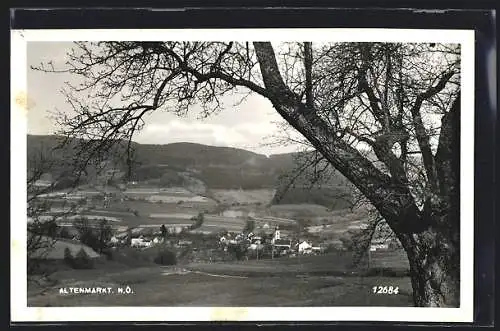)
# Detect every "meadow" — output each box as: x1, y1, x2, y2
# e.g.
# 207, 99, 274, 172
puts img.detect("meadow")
28, 250, 412, 307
